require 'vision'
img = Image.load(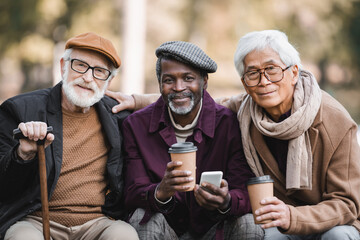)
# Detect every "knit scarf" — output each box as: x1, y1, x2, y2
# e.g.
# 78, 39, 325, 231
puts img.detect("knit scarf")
239, 70, 322, 190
